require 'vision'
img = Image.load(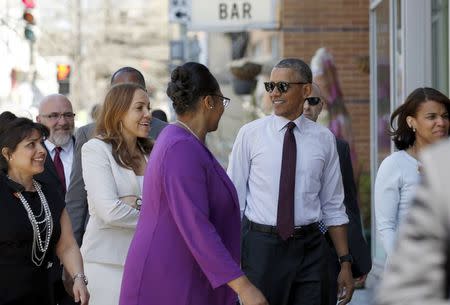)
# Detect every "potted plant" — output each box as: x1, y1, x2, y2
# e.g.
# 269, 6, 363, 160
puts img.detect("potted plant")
229, 59, 262, 95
